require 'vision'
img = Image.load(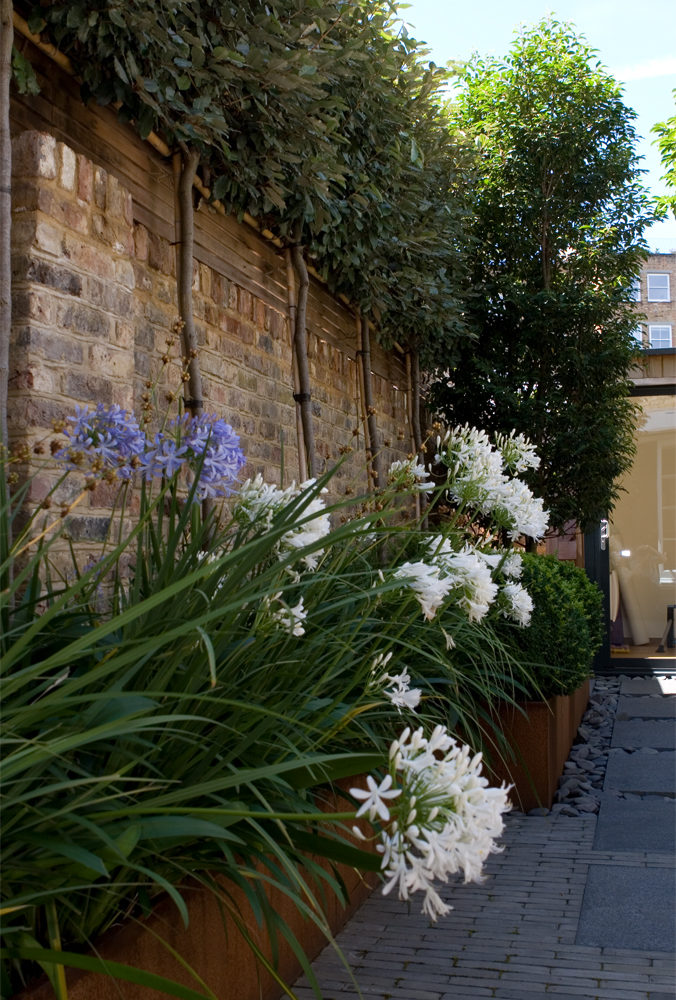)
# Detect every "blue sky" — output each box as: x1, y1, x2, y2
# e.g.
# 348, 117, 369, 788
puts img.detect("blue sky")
399, 0, 676, 250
